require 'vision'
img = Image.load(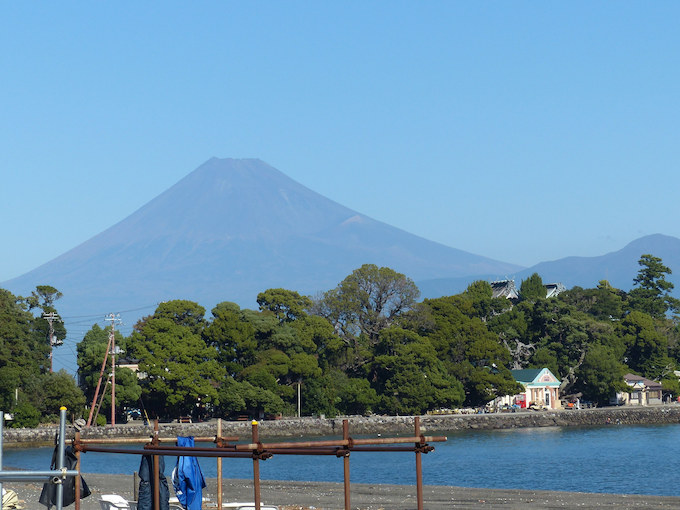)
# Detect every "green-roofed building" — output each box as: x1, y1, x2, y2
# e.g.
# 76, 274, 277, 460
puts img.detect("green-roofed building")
501, 368, 561, 409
